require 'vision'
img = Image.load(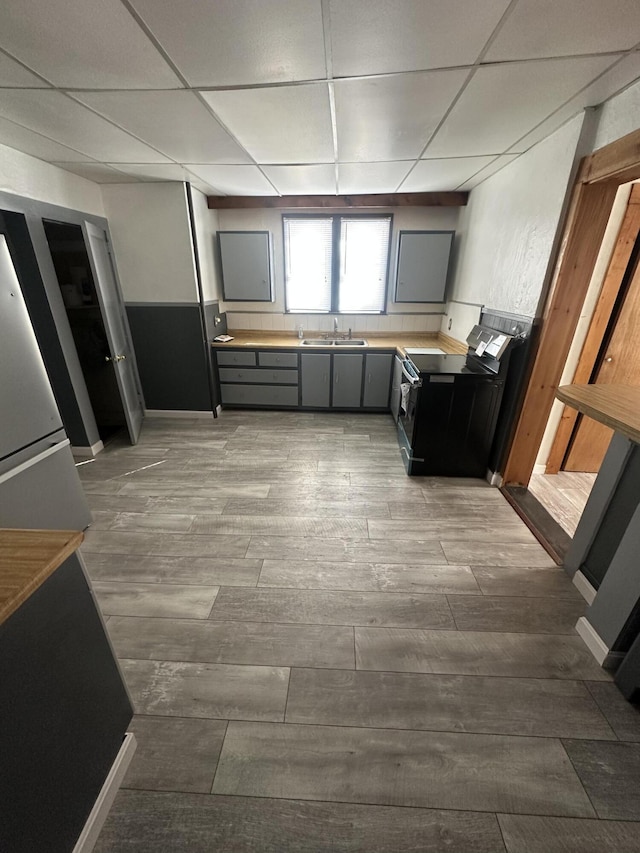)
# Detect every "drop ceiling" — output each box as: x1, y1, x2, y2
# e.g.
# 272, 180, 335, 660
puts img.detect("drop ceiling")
0, 0, 639, 196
